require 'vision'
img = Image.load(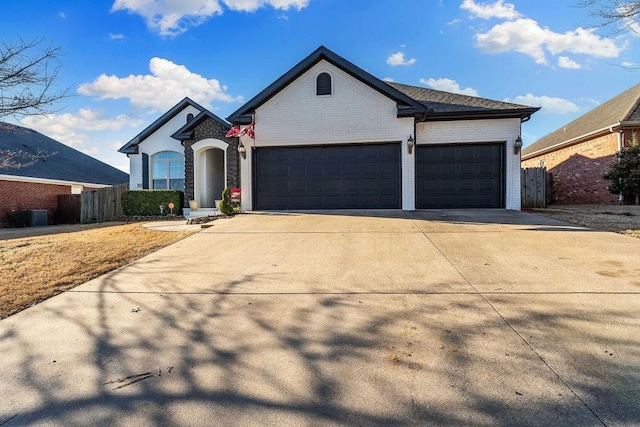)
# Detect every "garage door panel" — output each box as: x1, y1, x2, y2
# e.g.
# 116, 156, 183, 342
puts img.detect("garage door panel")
255, 144, 400, 210
416, 143, 504, 209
